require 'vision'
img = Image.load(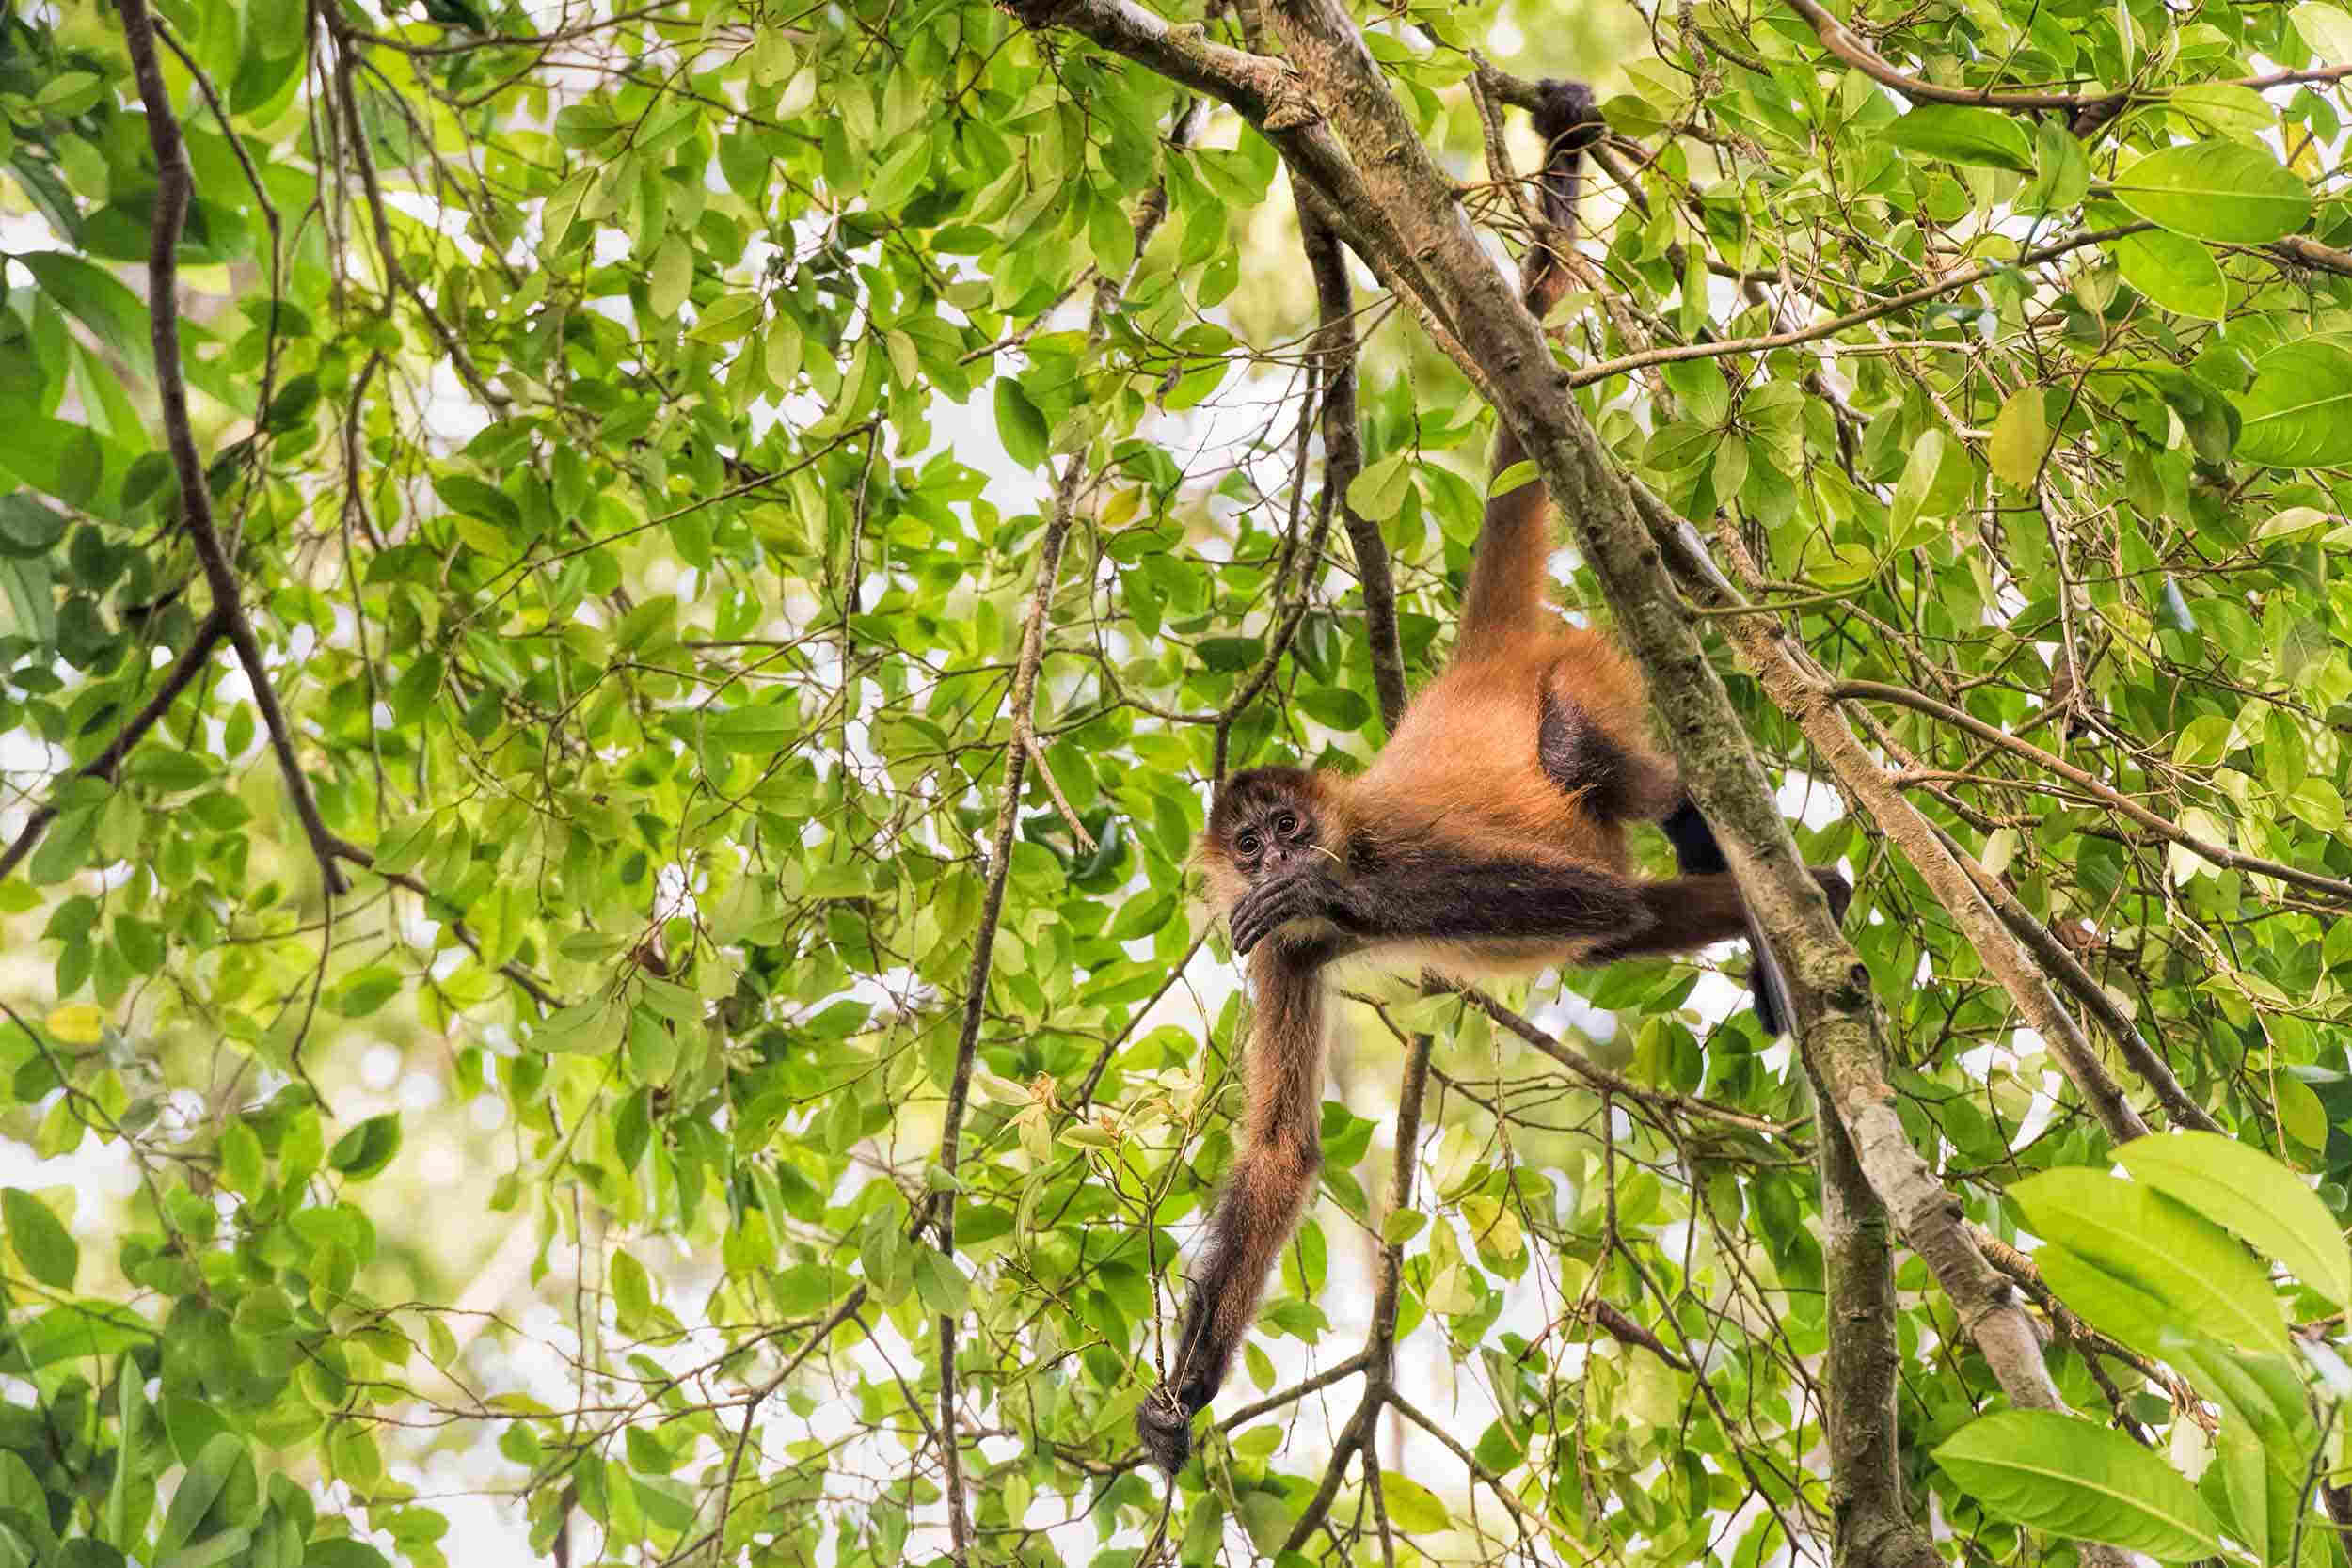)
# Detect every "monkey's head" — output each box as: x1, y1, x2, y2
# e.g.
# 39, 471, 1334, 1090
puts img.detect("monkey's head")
1199, 767, 1332, 908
